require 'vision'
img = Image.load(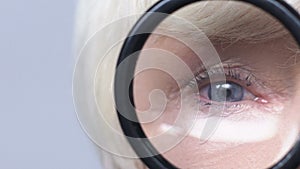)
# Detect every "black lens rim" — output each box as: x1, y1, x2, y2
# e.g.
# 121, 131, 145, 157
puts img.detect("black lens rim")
115, 0, 300, 169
